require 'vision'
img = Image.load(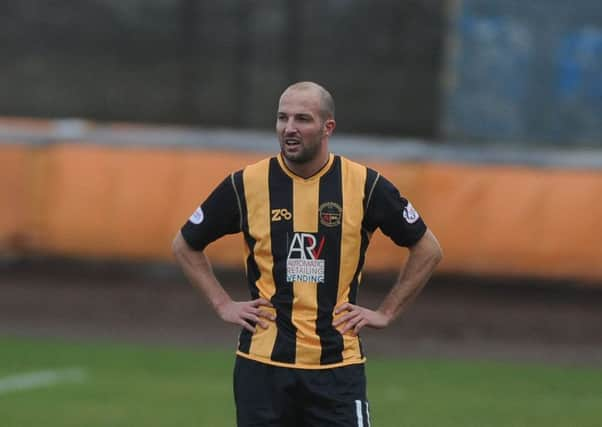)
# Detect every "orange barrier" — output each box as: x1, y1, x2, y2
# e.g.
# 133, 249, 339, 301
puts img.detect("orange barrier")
369, 162, 602, 280
1, 142, 601, 282
0, 144, 30, 252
